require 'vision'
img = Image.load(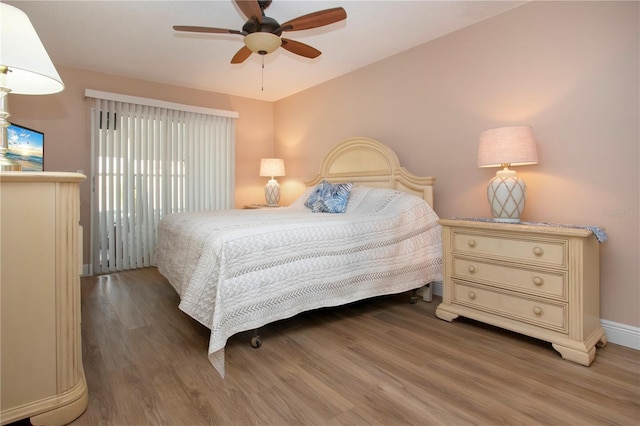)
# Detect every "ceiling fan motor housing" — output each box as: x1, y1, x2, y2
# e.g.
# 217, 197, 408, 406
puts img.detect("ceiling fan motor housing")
258, 0, 272, 10
242, 16, 281, 35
